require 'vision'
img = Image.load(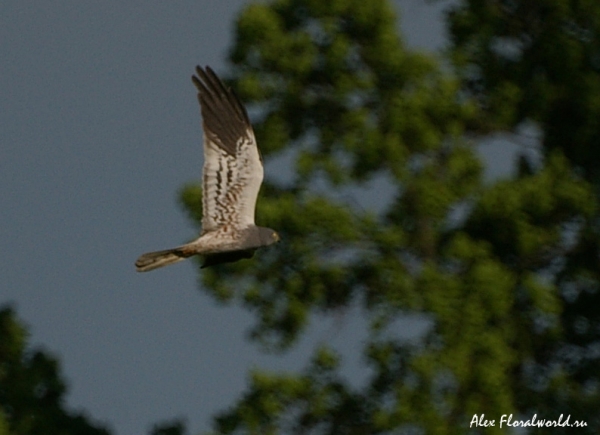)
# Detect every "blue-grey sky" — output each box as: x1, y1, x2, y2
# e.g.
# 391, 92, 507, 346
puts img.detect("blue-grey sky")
1, 1, 515, 434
